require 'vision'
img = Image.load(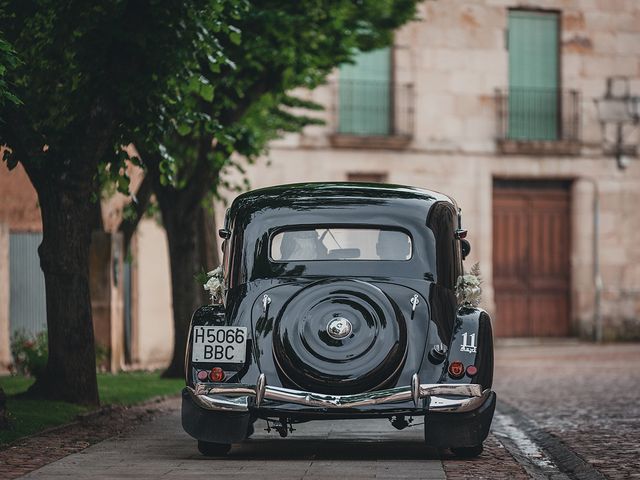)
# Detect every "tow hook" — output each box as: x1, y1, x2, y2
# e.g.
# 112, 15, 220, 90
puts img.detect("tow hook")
265, 418, 295, 437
